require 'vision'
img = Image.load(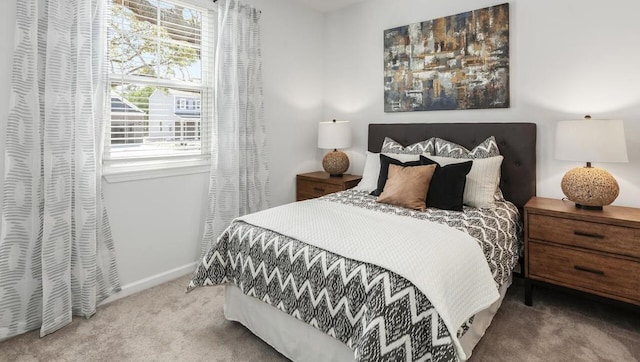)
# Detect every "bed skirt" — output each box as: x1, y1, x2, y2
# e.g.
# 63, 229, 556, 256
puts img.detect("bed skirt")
224, 275, 512, 361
